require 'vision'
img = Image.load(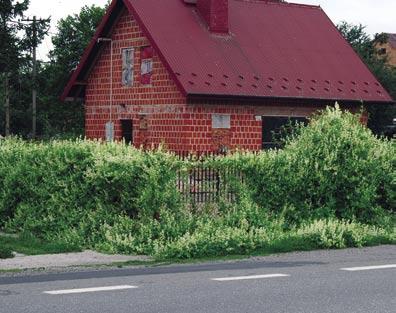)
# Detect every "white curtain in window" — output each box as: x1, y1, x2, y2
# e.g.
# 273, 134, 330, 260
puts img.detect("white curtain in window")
122, 48, 134, 86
